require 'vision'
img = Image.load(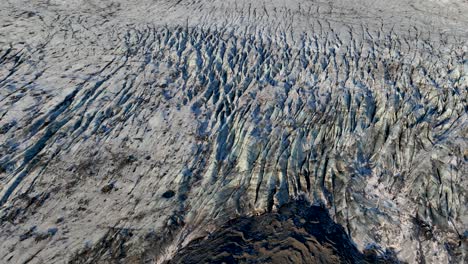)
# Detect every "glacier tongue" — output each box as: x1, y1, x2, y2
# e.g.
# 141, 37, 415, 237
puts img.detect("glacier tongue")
0, 0, 467, 263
